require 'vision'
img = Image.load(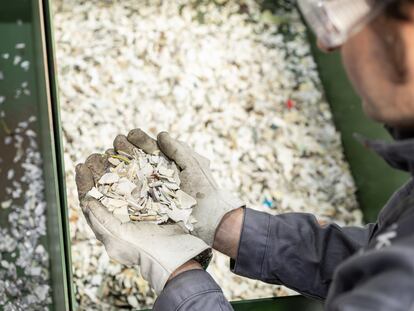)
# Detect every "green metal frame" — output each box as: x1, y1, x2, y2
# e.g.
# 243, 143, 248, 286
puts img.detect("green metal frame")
0, 0, 71, 310
41, 0, 76, 309
232, 296, 323, 311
